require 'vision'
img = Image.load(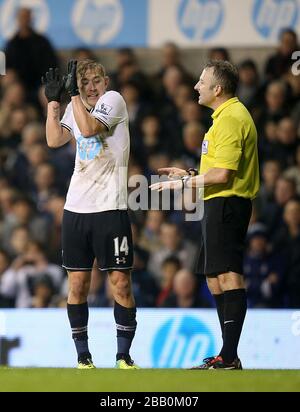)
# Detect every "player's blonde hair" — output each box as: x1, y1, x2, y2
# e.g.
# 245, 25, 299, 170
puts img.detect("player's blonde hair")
77, 59, 106, 80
